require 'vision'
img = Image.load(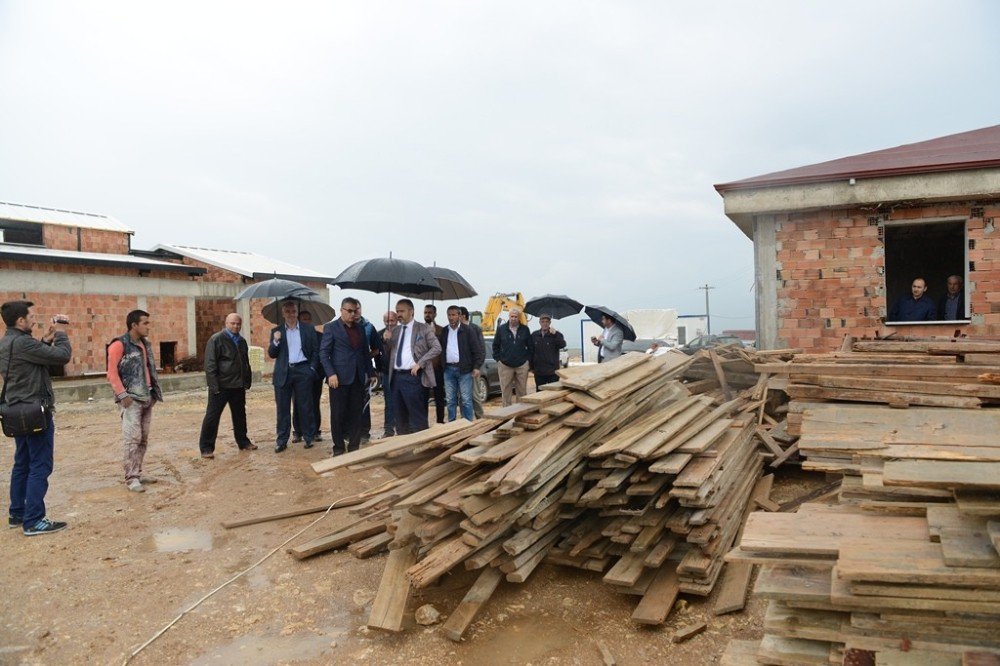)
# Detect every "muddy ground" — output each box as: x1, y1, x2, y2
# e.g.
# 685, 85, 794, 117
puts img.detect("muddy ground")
0, 386, 819, 665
